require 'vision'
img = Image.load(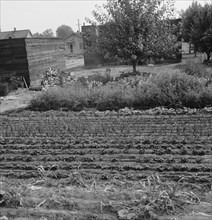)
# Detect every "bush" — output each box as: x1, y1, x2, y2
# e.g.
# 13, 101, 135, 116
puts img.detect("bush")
30, 86, 90, 111
95, 84, 134, 110
76, 71, 114, 87
30, 71, 212, 111
178, 60, 212, 79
